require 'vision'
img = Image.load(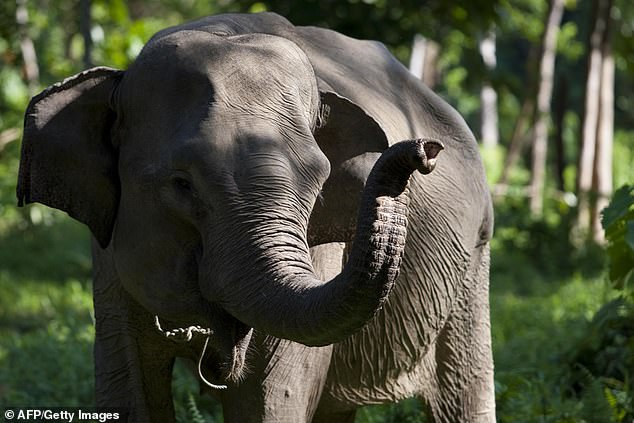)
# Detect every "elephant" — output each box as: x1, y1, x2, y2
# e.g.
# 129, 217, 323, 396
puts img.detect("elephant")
17, 12, 495, 423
